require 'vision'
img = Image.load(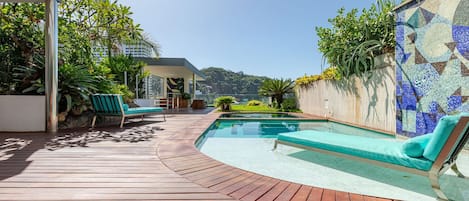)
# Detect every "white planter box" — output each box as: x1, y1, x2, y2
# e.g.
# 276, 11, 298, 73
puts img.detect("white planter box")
0, 95, 45, 132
